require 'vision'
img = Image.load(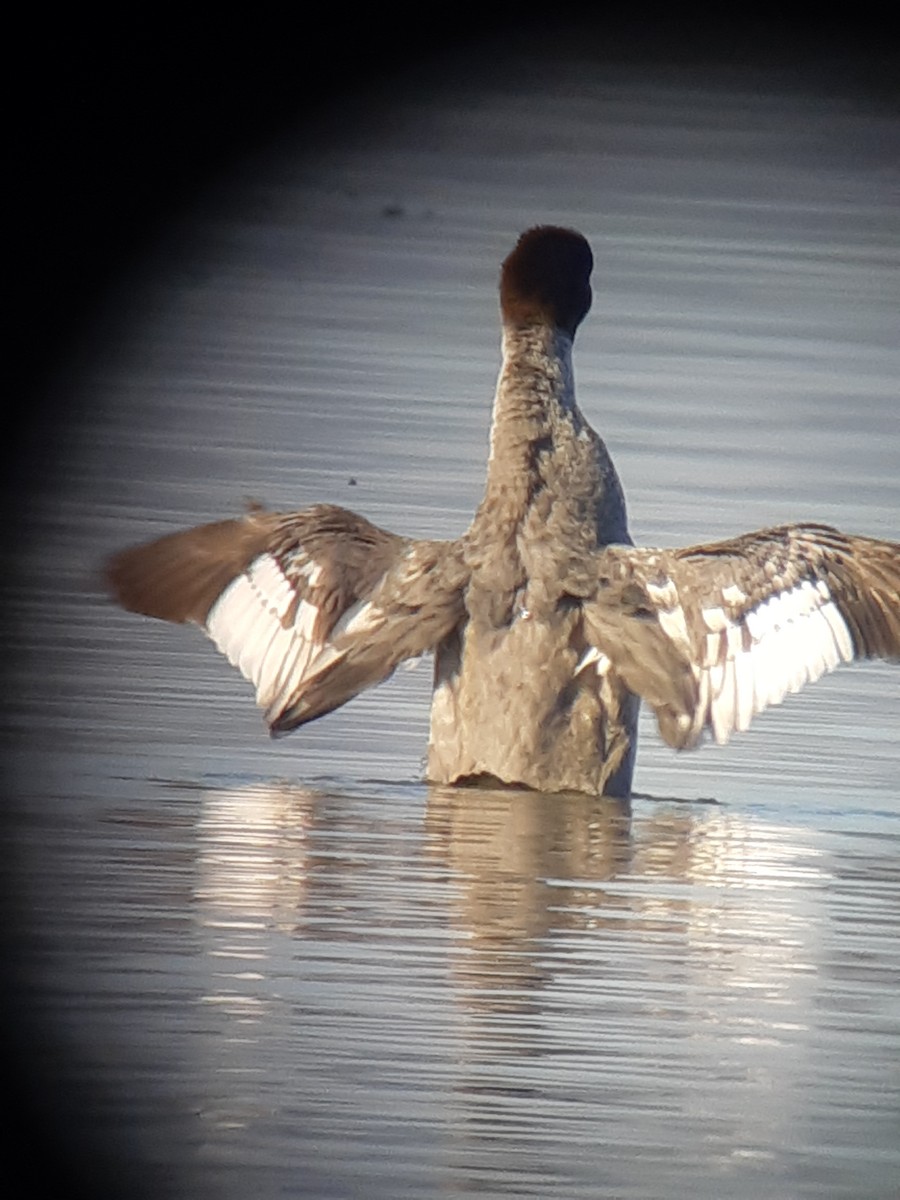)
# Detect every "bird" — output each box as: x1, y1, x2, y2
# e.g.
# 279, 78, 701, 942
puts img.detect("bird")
105, 225, 900, 799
